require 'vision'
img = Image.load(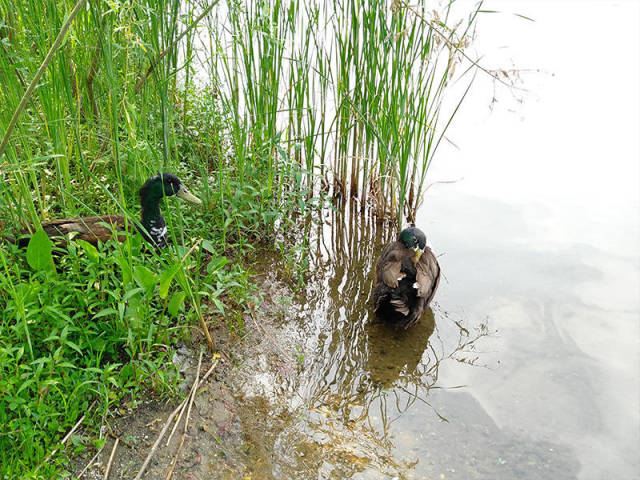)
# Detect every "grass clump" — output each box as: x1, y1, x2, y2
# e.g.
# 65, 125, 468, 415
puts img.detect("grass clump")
0, 225, 258, 477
